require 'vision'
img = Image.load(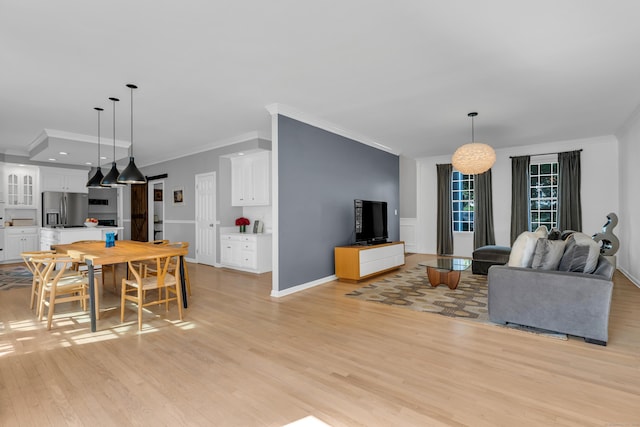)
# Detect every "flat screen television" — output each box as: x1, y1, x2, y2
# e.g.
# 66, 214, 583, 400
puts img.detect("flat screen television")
354, 199, 388, 245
